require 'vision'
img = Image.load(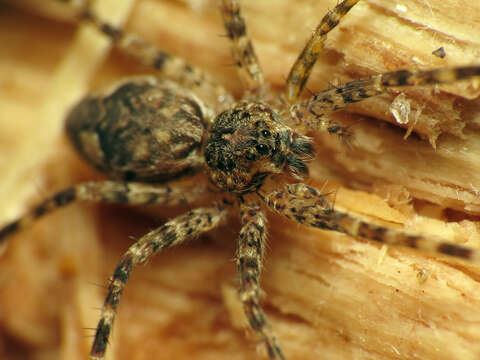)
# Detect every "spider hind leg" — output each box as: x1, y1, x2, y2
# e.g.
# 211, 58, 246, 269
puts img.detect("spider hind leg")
60, 0, 233, 110
0, 181, 205, 246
